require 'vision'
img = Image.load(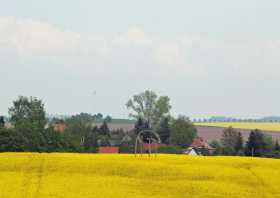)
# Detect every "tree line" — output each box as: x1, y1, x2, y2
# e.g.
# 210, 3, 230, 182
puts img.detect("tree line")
0, 93, 197, 153
210, 127, 280, 158
1, 91, 280, 158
